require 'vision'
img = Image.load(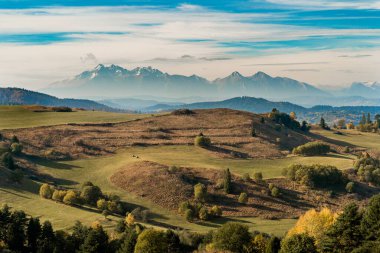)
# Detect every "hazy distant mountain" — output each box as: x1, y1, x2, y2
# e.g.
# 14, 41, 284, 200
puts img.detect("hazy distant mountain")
336, 82, 380, 98
214, 71, 328, 98
0, 87, 113, 111
45, 64, 213, 98
99, 98, 182, 111
144, 96, 307, 113
44, 64, 328, 99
